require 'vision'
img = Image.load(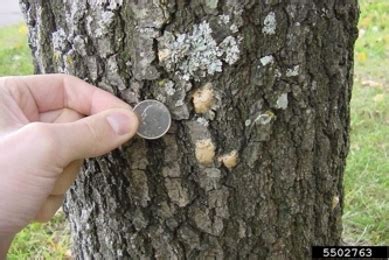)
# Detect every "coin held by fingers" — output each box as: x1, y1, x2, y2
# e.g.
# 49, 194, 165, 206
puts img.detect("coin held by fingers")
133, 100, 171, 140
